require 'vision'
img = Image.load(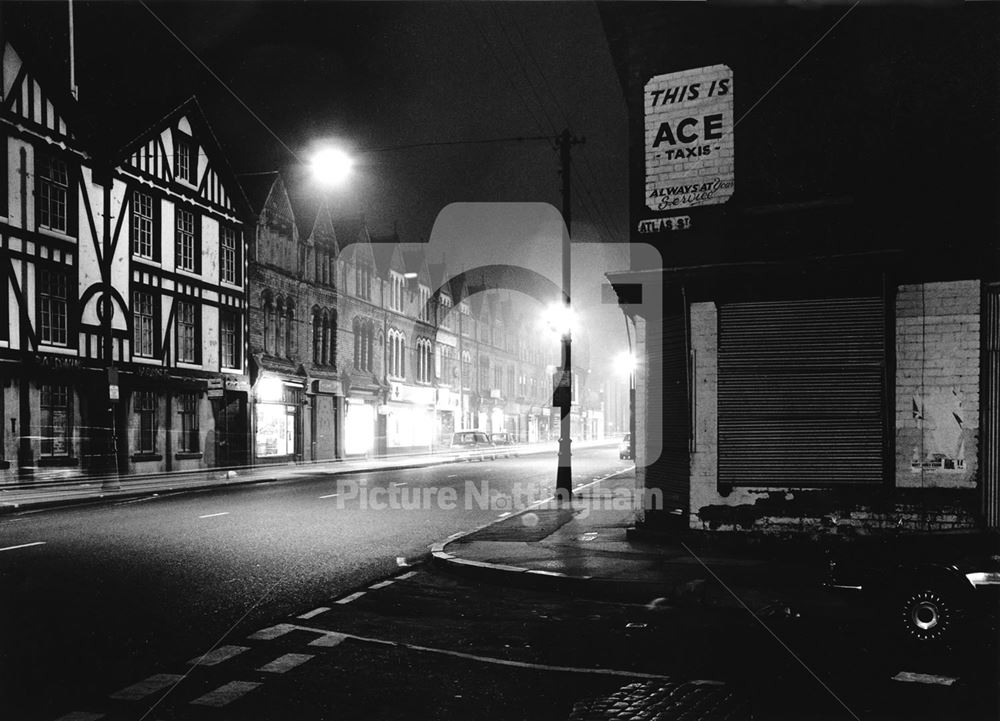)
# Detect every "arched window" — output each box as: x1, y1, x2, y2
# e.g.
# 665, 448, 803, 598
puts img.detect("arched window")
312, 307, 322, 364
364, 320, 374, 371
387, 329, 407, 379
285, 300, 295, 358
415, 338, 433, 384
275, 296, 285, 358
321, 311, 330, 365
262, 291, 273, 355
461, 350, 472, 390
328, 309, 337, 369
